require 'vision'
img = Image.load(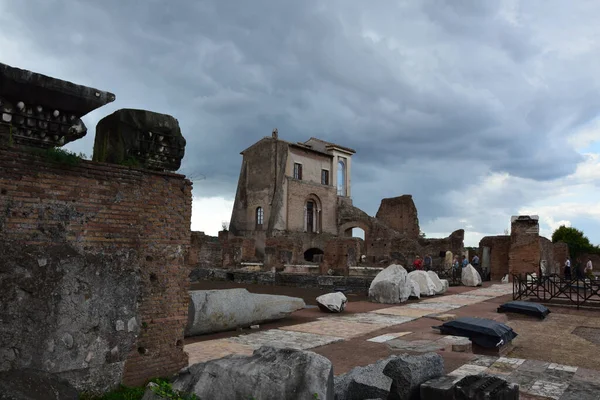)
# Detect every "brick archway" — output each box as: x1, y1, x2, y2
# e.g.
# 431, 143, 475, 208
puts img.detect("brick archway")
339, 220, 371, 237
